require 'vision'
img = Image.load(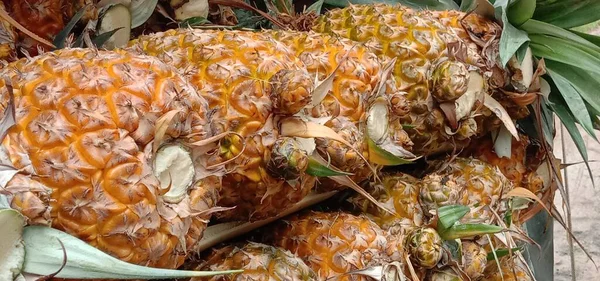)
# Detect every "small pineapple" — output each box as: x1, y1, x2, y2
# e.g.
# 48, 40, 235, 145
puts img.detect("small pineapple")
460, 241, 487, 280
0, 48, 218, 269
129, 29, 318, 222
406, 227, 443, 269
420, 157, 513, 223
262, 210, 405, 281
350, 172, 424, 233
463, 133, 545, 195
192, 242, 317, 281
